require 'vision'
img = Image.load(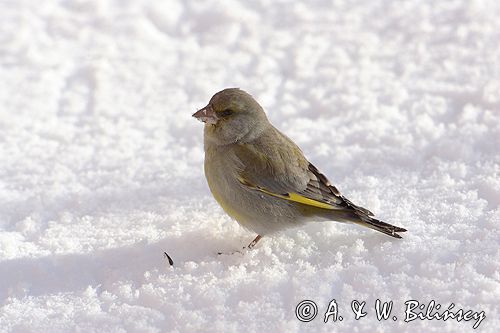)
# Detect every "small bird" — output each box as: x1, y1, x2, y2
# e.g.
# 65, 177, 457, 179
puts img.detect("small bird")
193, 88, 406, 249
